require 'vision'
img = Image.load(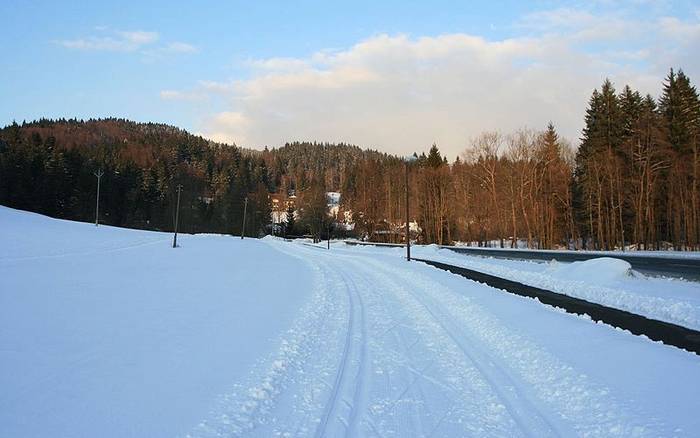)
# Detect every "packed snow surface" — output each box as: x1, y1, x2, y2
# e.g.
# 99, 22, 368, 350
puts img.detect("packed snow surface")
2, 206, 700, 437
349, 243, 700, 330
